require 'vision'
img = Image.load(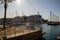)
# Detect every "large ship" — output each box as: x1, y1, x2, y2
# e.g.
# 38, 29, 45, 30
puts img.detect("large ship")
0, 0, 46, 40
